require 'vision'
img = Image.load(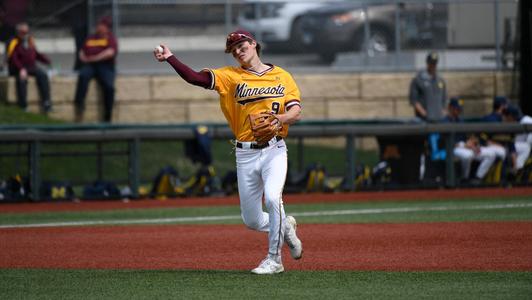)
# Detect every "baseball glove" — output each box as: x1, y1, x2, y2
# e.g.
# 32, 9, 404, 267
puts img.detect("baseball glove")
249, 112, 282, 145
